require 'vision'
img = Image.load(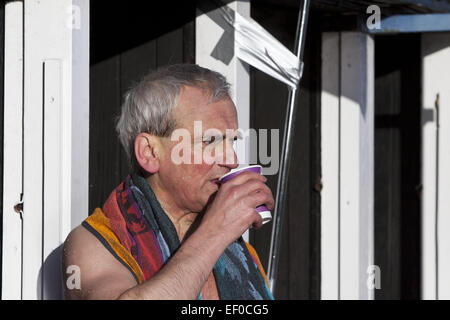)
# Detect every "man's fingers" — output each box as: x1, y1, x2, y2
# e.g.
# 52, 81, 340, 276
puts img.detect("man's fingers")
212, 170, 272, 234
221, 175, 274, 212
247, 190, 274, 211
251, 211, 263, 230
224, 175, 270, 197
221, 171, 266, 188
